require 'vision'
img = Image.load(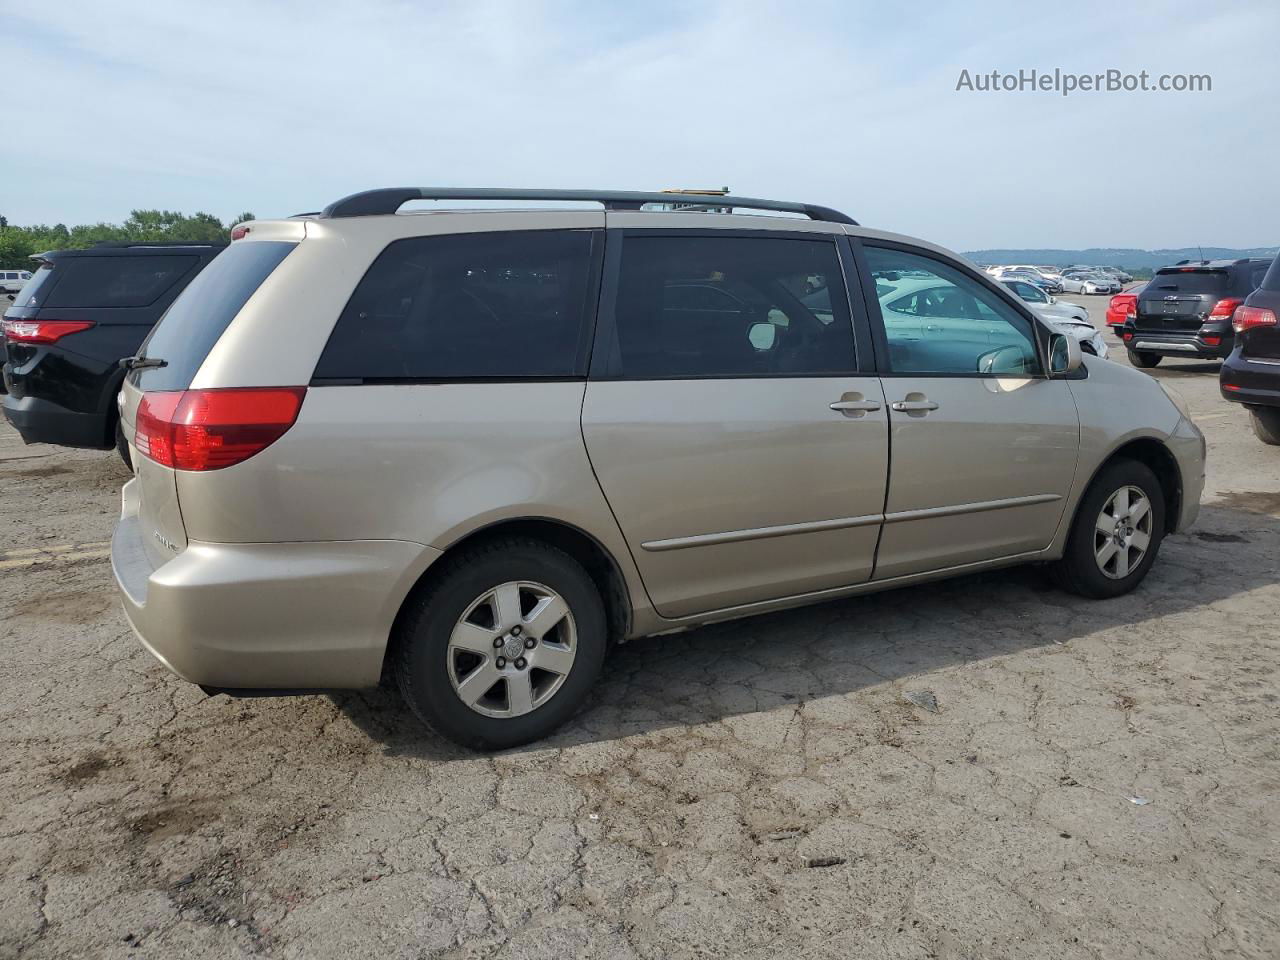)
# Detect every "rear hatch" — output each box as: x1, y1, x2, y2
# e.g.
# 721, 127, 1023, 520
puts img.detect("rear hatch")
121, 239, 298, 570
1136, 268, 1228, 333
